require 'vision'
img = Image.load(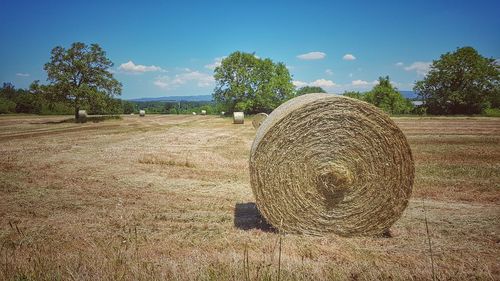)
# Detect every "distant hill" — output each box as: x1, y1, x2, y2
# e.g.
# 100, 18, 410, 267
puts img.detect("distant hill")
399, 90, 418, 99
129, 95, 213, 102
